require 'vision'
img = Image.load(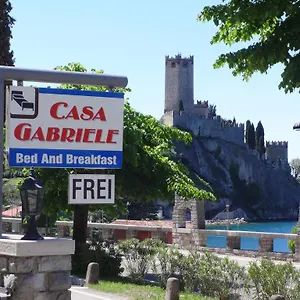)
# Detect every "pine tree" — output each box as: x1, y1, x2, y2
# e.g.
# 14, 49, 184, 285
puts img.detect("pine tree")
248, 123, 256, 150
0, 0, 15, 66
